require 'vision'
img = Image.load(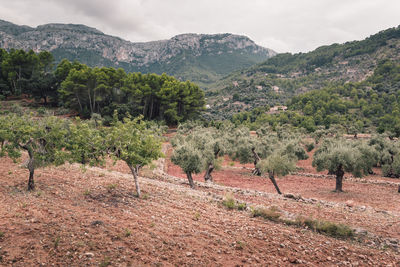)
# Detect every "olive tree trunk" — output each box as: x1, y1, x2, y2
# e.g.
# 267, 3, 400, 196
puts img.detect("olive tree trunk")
251, 148, 261, 176
268, 171, 282, 195
128, 164, 141, 197
204, 163, 214, 182
186, 172, 196, 189
335, 164, 345, 192
27, 162, 35, 191
21, 141, 35, 191
204, 149, 220, 182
